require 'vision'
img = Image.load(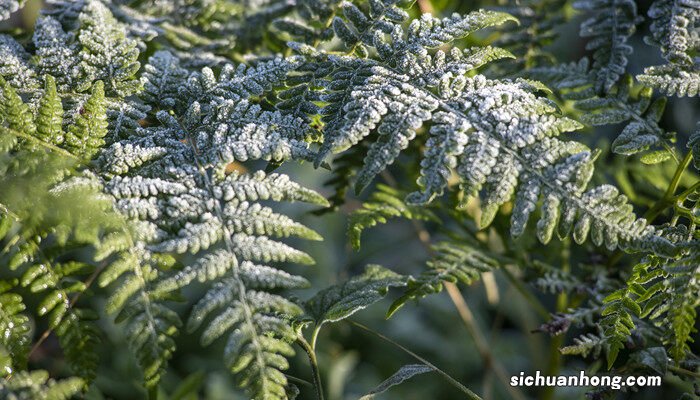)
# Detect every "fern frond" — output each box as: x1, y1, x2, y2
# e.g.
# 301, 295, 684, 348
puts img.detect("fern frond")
573, 0, 642, 93
76, 1, 142, 96
490, 0, 568, 74
528, 64, 675, 158
388, 239, 499, 317
0, 371, 83, 400
305, 264, 405, 327
99, 248, 181, 390
0, 73, 126, 384
299, 4, 673, 253
561, 332, 608, 358
646, 0, 700, 67
64, 81, 108, 160
348, 184, 438, 250
0, 0, 26, 22
94, 49, 330, 398
637, 64, 700, 97
601, 244, 700, 368
639, 0, 700, 97
0, 279, 30, 372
